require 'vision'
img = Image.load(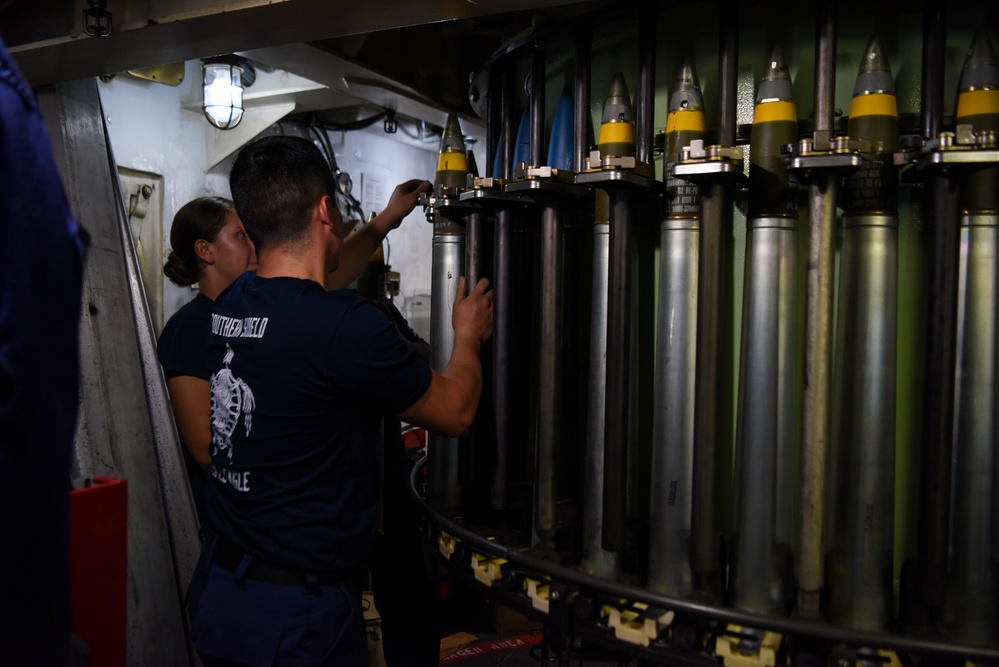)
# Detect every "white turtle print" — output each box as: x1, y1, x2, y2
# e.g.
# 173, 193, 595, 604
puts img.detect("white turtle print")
210, 344, 255, 461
